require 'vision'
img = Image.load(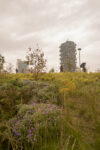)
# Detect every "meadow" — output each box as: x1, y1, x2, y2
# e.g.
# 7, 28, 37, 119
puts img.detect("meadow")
0, 72, 100, 150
